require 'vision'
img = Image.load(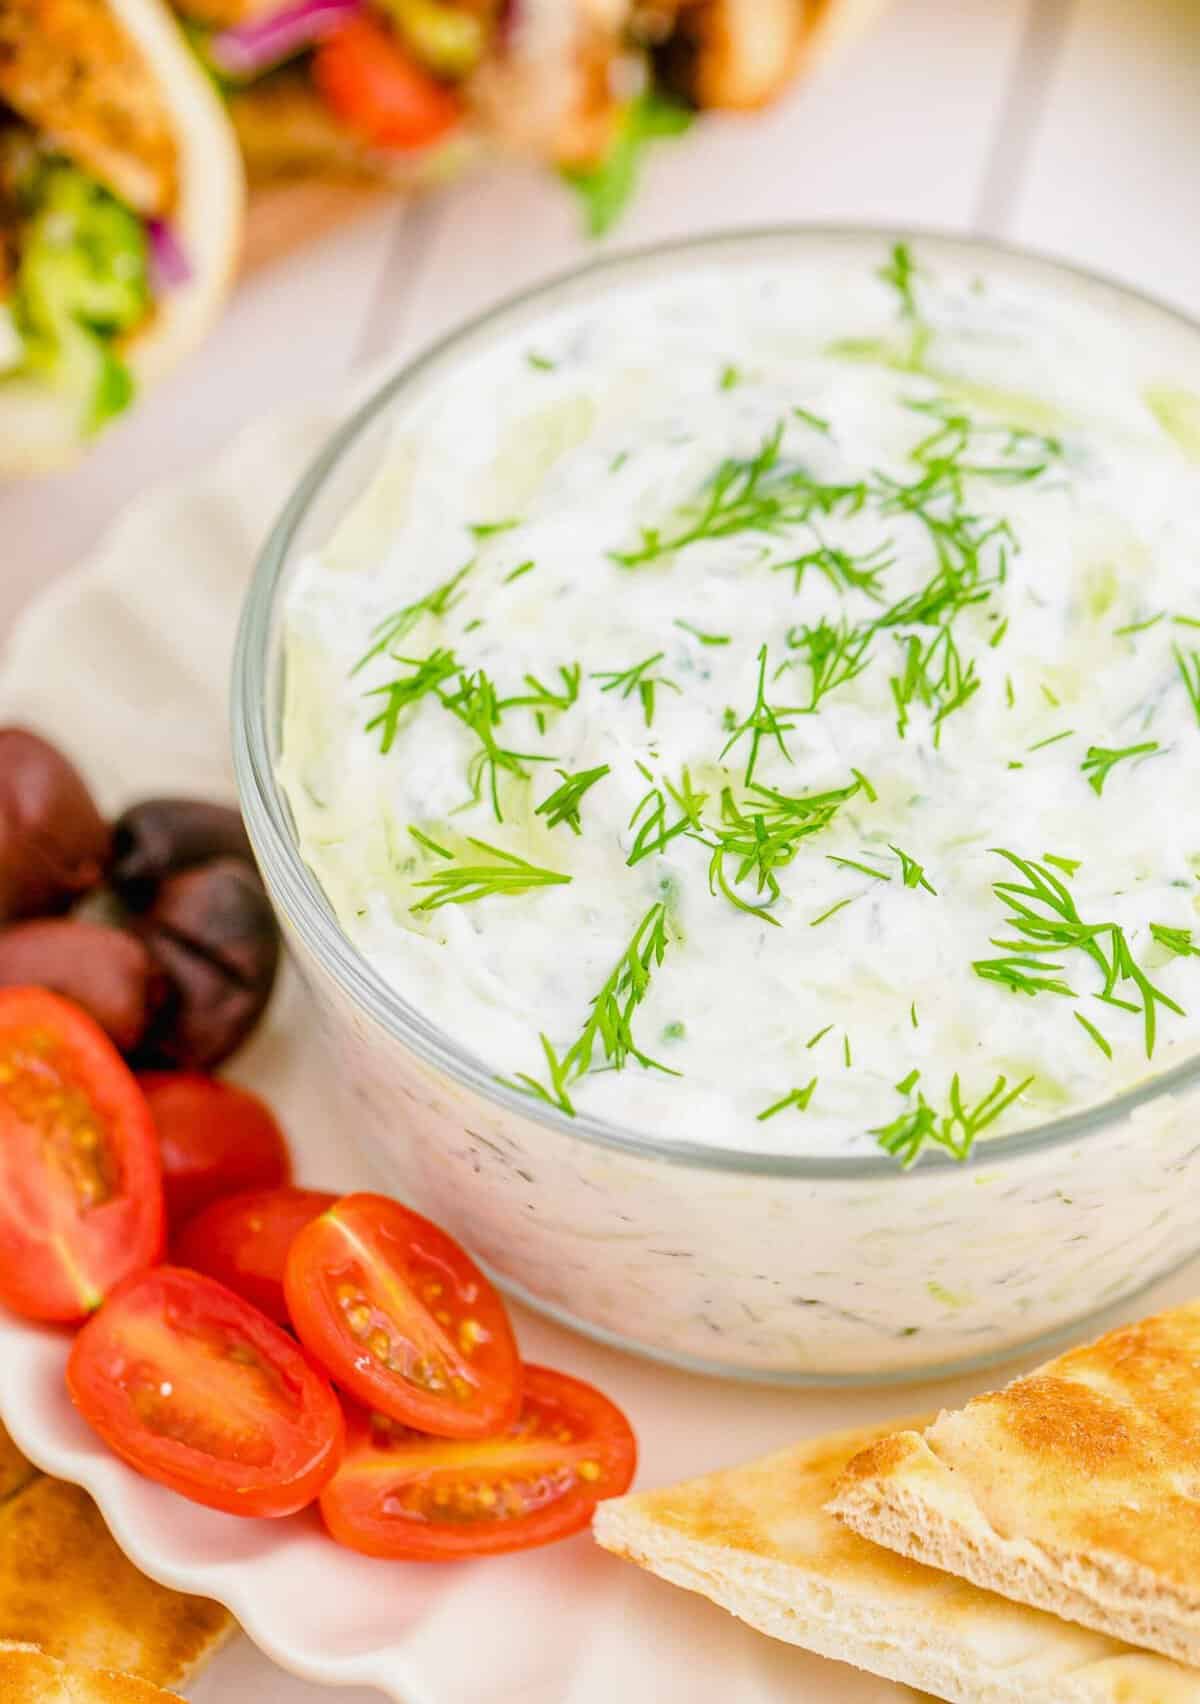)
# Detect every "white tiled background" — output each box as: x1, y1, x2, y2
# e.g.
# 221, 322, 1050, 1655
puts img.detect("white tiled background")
3, 0, 1198, 1693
